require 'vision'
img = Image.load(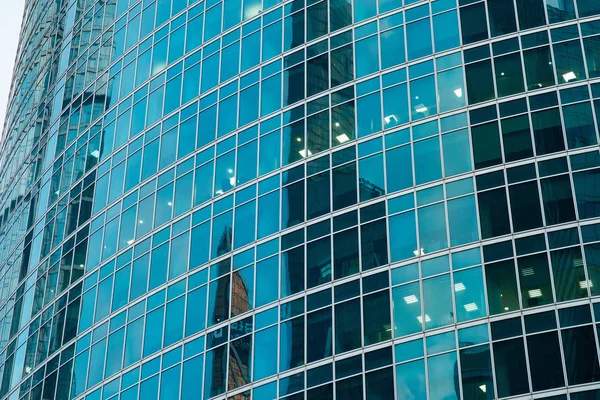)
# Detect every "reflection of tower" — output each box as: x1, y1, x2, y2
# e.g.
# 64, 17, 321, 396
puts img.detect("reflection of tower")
210, 227, 233, 396
230, 270, 250, 316
228, 332, 251, 391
